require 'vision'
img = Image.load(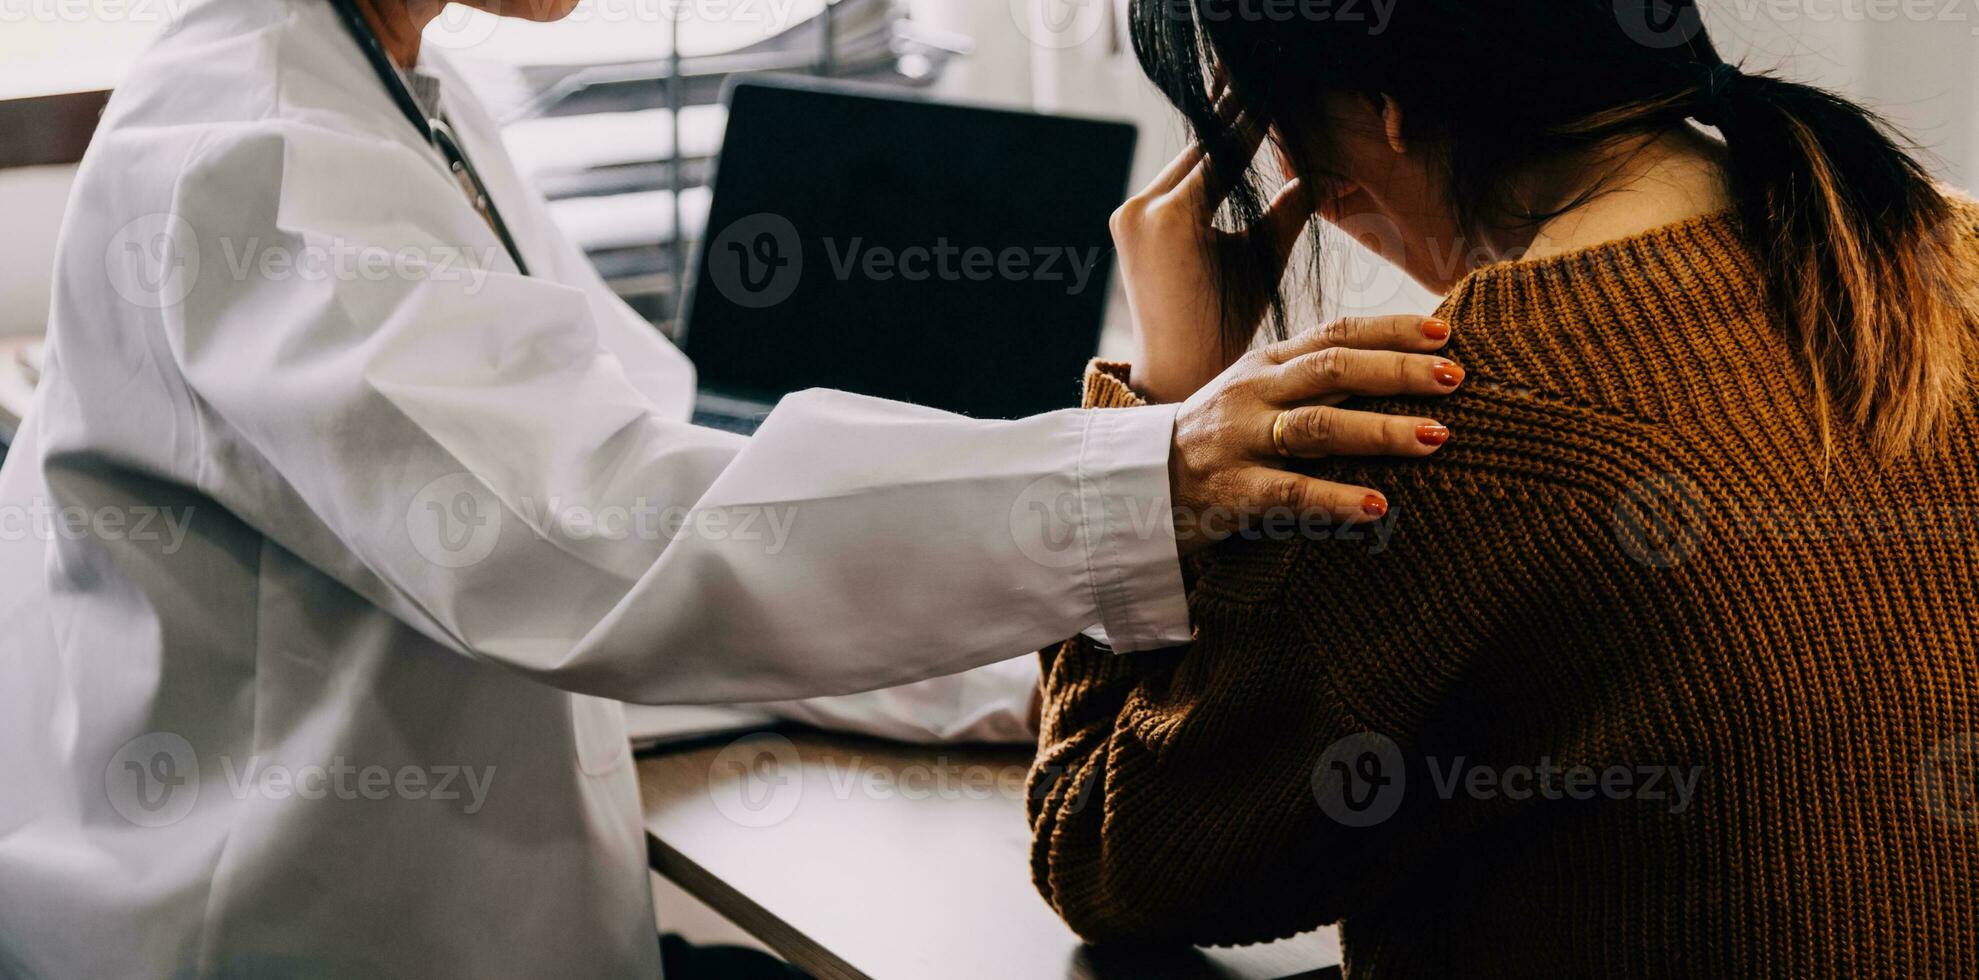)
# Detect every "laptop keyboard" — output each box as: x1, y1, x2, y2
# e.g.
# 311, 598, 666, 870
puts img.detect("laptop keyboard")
691, 409, 765, 436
